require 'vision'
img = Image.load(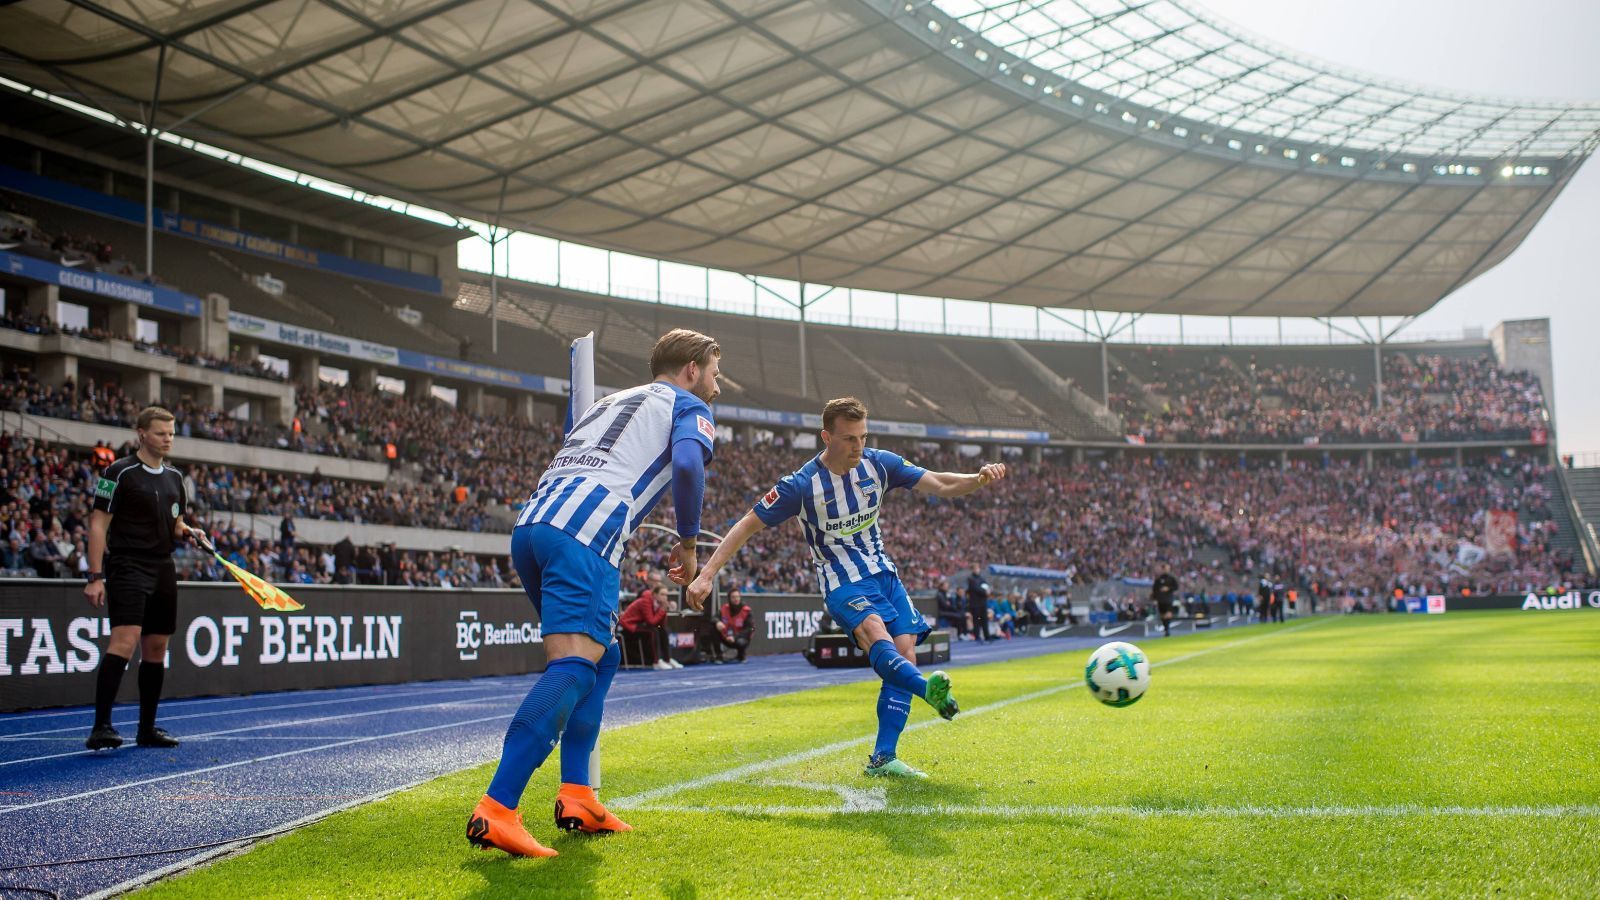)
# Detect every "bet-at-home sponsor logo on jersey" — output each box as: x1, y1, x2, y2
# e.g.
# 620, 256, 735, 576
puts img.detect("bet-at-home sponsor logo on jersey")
456, 610, 543, 661
1521, 591, 1600, 610
824, 509, 879, 536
